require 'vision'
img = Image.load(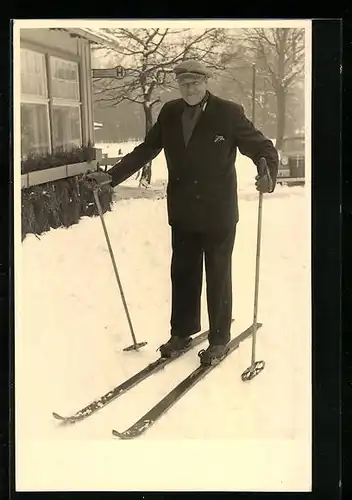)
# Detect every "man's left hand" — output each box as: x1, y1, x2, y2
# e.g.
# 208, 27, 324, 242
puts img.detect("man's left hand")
255, 174, 273, 193
255, 158, 274, 193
